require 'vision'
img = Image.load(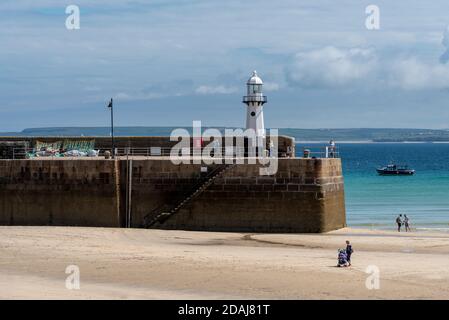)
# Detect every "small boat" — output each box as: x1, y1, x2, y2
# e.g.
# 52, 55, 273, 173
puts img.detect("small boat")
376, 164, 415, 175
